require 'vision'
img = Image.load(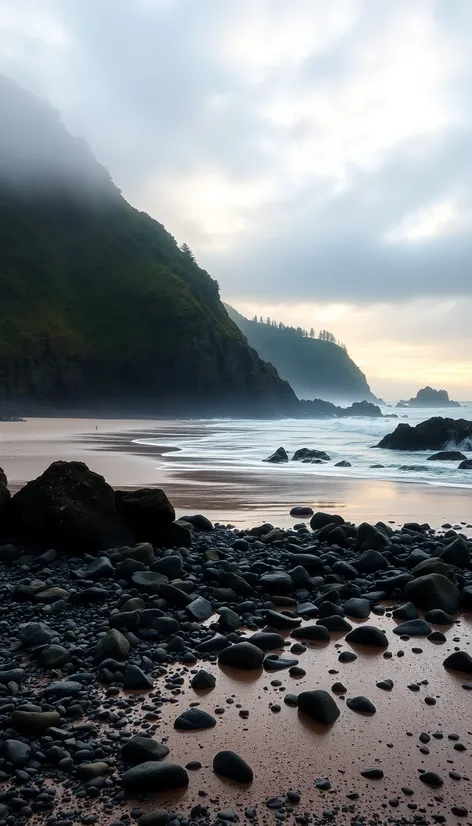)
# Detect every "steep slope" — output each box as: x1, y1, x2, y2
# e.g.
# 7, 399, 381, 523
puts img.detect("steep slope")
0, 76, 296, 415
225, 305, 374, 403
